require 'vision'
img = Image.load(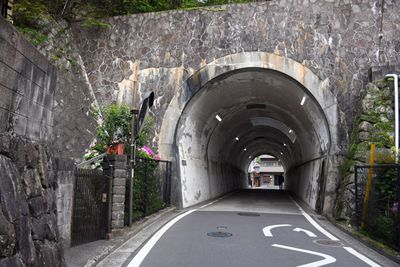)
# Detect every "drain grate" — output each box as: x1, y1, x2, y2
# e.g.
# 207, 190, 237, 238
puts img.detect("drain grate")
207, 231, 233, 238
314, 239, 343, 247
238, 212, 260, 217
